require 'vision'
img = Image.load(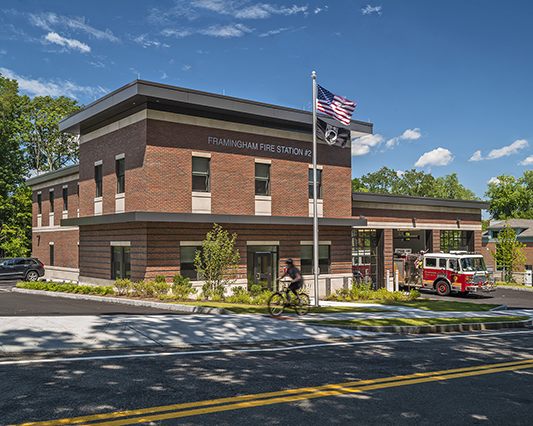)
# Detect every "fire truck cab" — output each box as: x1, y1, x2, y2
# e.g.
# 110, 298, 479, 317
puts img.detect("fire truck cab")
395, 251, 495, 296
